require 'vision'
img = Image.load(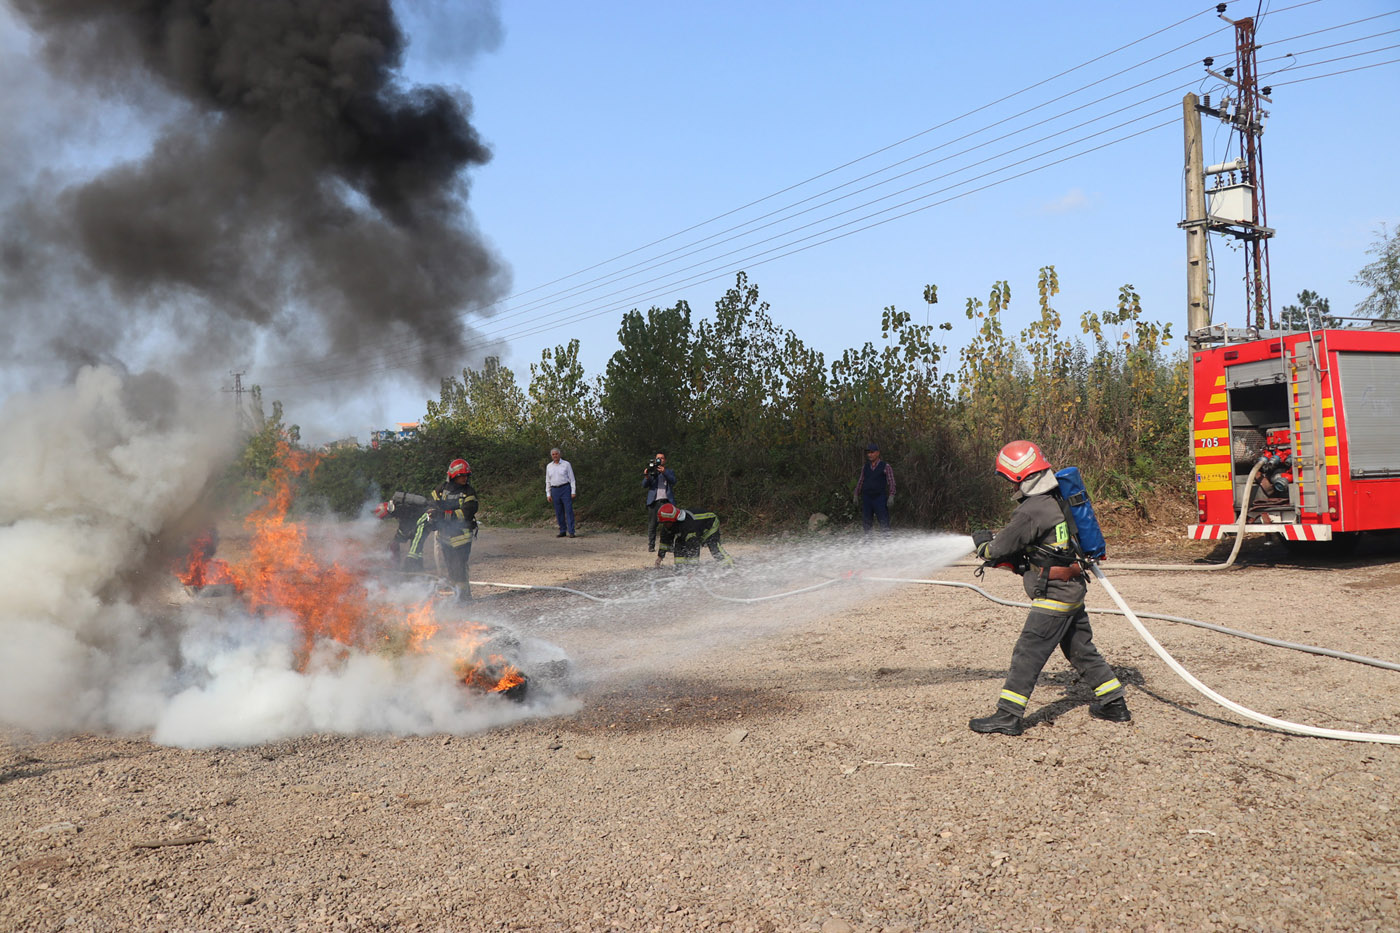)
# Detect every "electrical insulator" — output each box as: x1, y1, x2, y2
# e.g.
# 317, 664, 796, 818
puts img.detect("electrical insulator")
1224, 66, 1235, 78
1203, 93, 1211, 109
